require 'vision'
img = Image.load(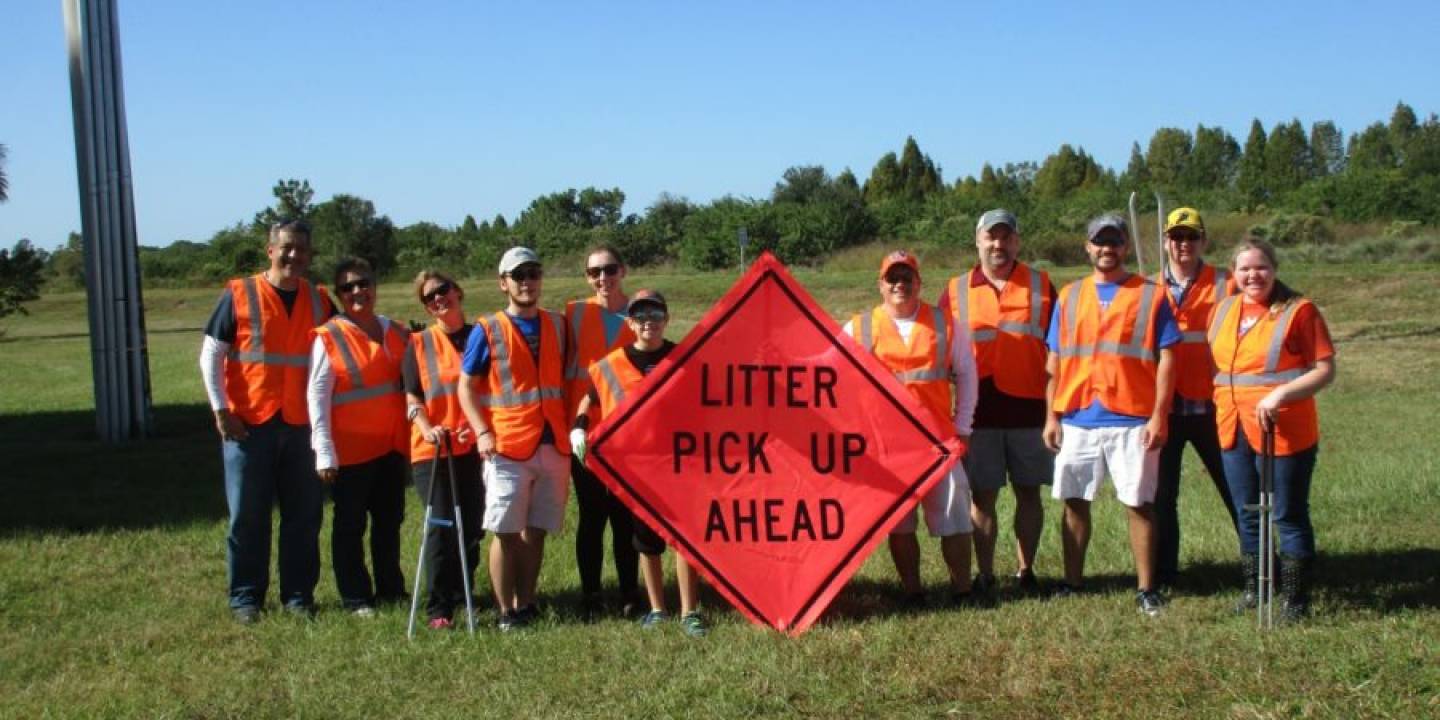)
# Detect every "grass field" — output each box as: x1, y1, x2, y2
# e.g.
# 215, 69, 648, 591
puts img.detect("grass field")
1, 256, 1437, 718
